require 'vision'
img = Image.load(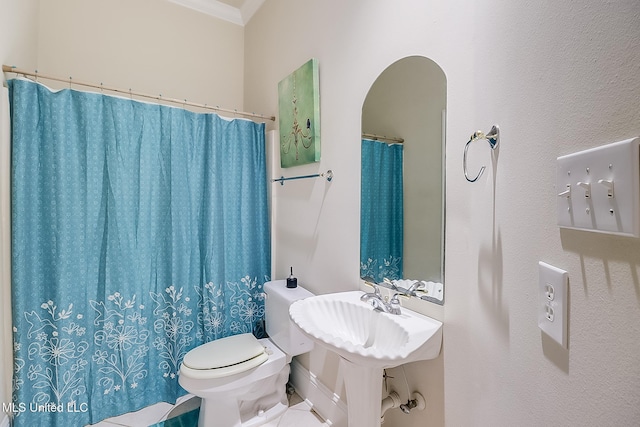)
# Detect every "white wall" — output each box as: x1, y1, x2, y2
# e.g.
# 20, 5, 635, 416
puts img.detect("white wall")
0, 0, 40, 421
245, 1, 640, 426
